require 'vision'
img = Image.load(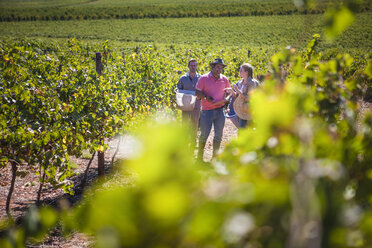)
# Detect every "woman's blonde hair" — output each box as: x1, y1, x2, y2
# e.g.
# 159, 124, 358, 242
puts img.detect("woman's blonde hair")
240, 63, 254, 78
